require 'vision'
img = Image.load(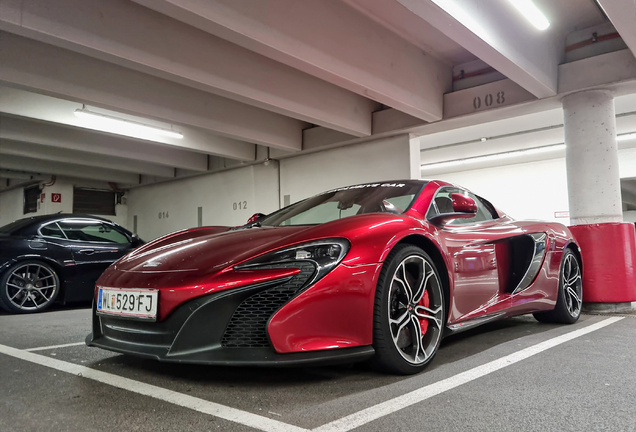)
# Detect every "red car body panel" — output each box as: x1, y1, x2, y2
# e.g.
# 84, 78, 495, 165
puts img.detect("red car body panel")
89, 179, 579, 365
